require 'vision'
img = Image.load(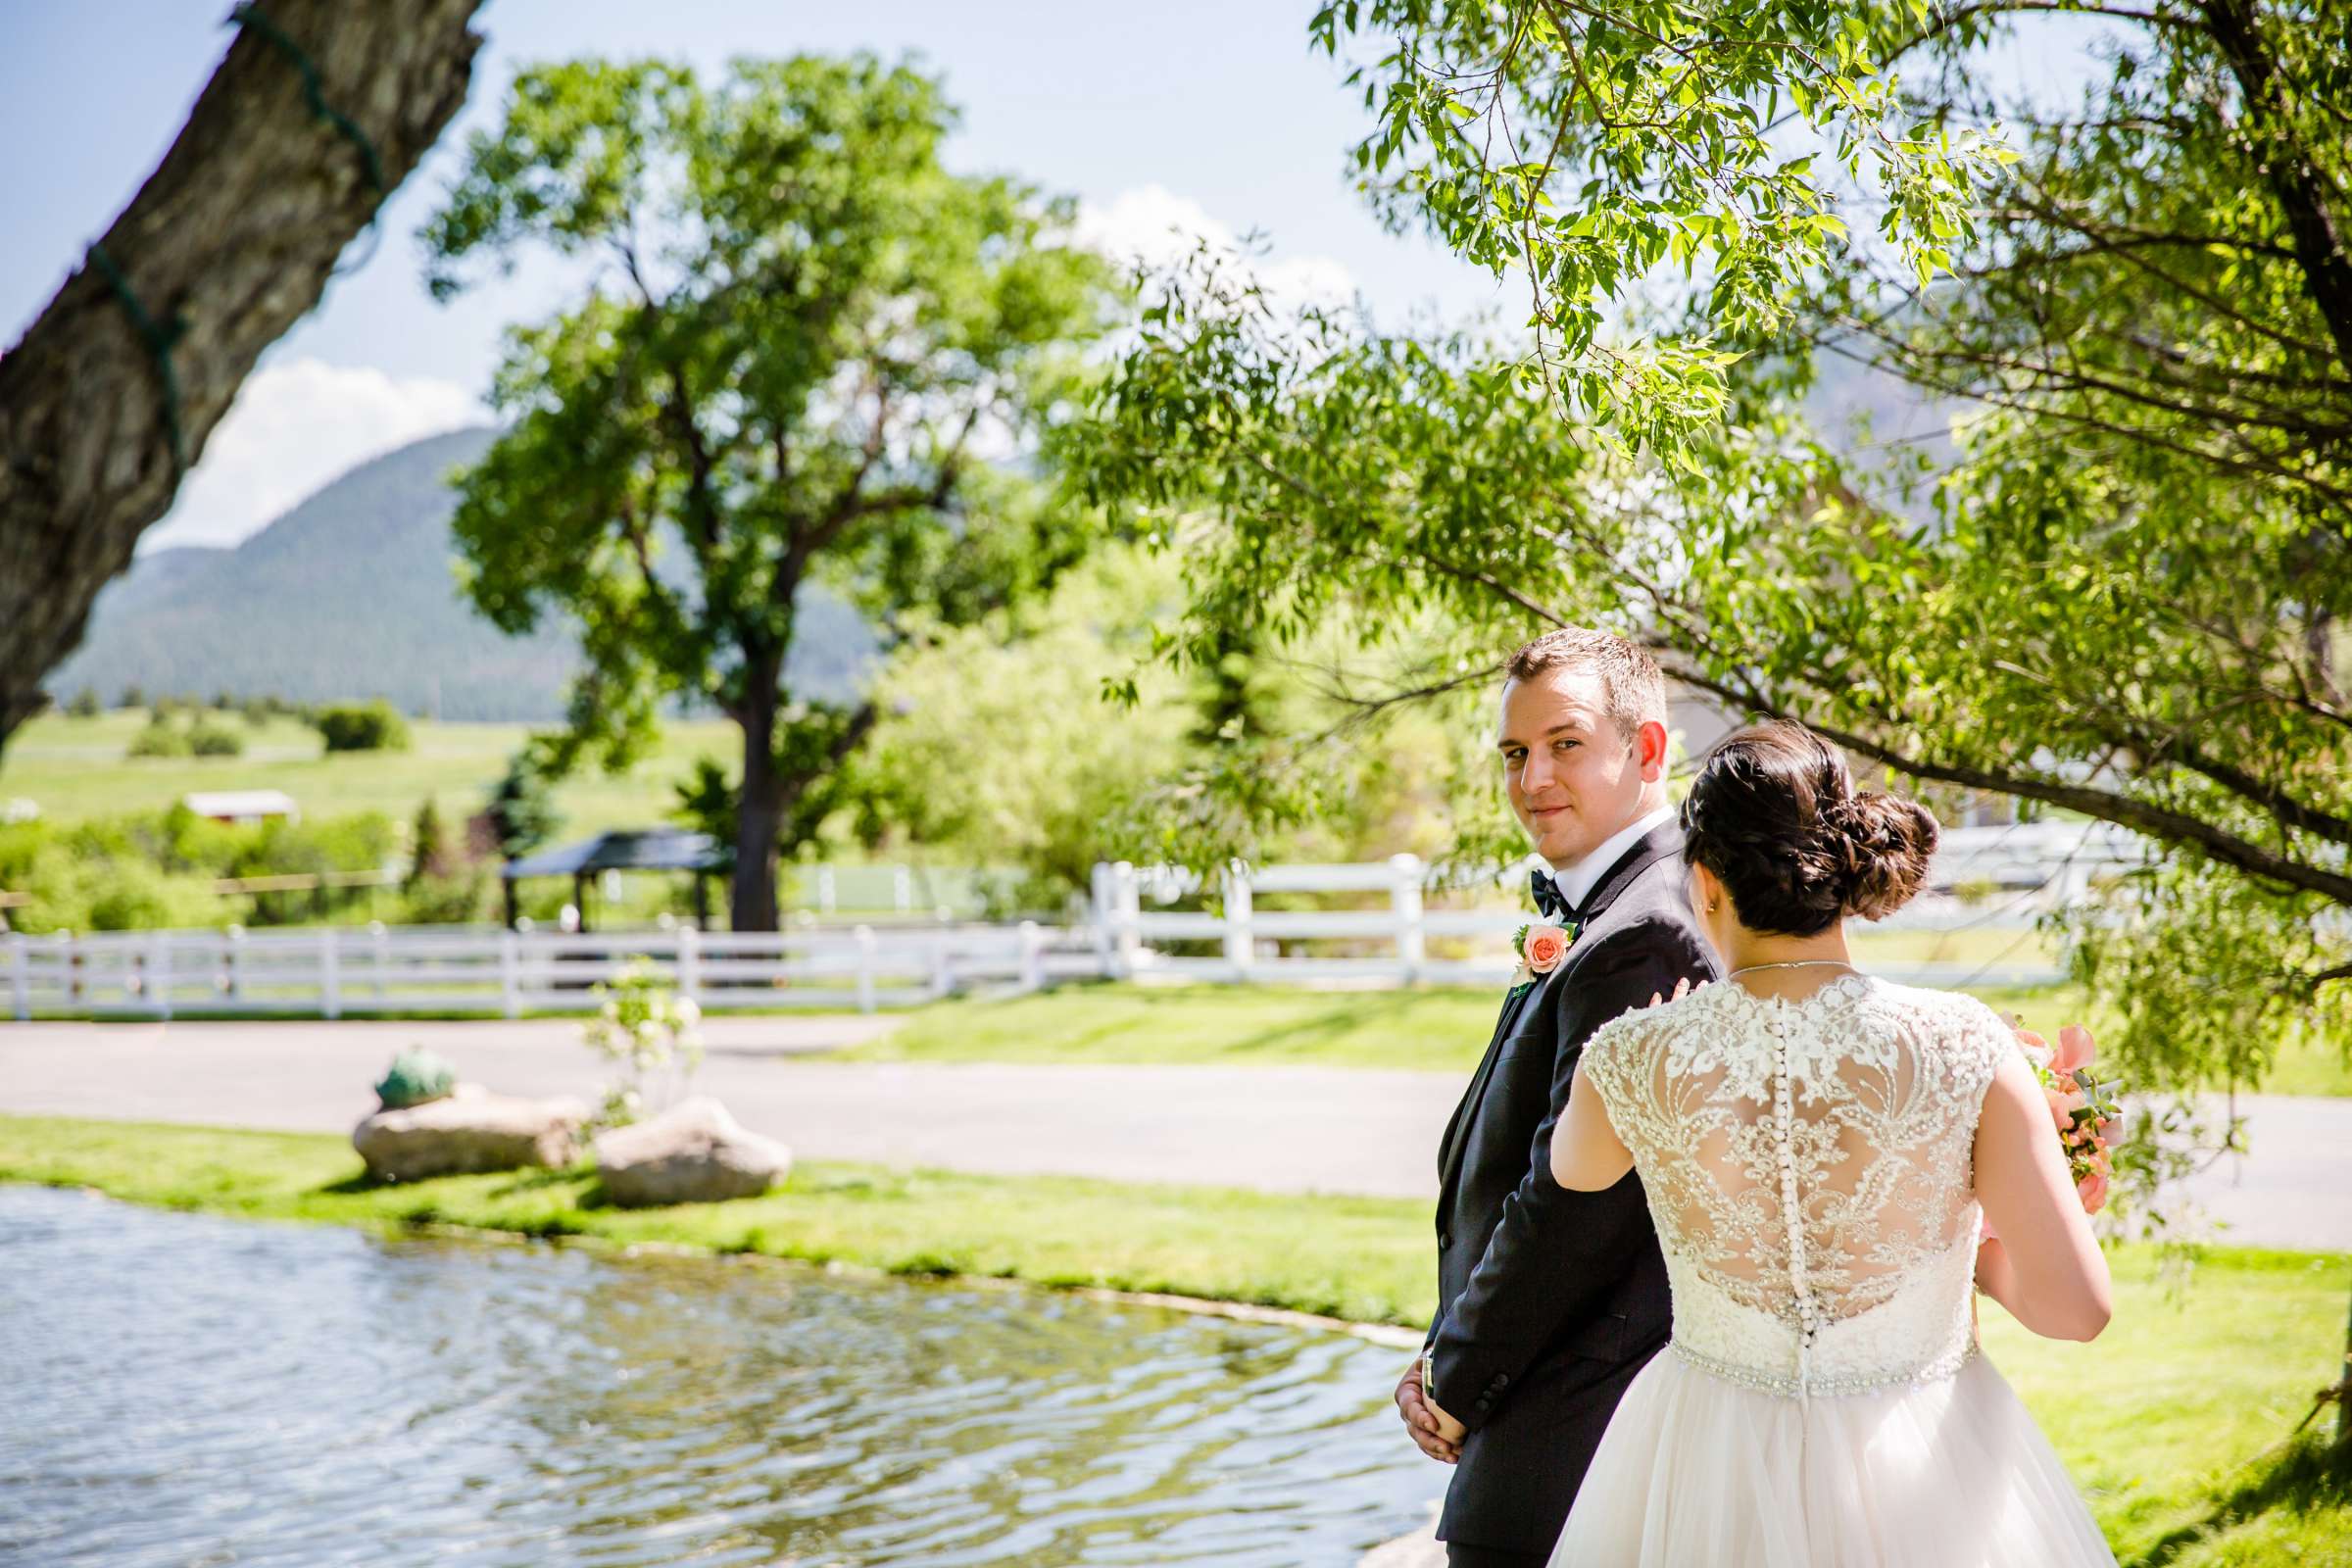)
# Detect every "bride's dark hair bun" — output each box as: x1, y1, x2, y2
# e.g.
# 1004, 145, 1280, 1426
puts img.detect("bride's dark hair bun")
1680, 720, 1938, 935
